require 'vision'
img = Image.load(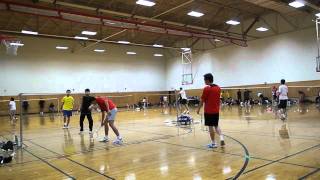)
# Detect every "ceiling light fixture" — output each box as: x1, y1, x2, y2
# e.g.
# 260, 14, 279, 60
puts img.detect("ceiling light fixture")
94, 49, 105, 52
127, 52, 137, 55
226, 20, 240, 25
136, 0, 155, 7
74, 36, 88, 40
118, 41, 130, 44
288, 1, 305, 8
187, 11, 204, 17
56, 46, 69, 50
81, 31, 97, 36
153, 44, 164, 48
256, 27, 269, 32
21, 30, 38, 35
154, 54, 163, 57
